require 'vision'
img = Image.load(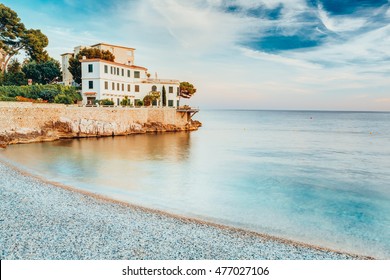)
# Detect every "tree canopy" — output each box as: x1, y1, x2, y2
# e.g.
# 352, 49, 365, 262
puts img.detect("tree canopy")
68, 48, 115, 84
143, 91, 160, 106
0, 59, 25, 86
22, 59, 61, 85
0, 4, 49, 72
179, 81, 196, 98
